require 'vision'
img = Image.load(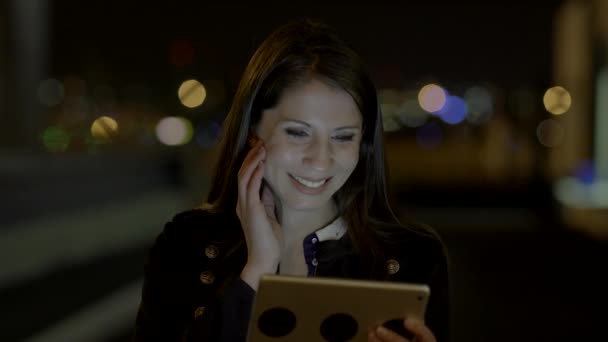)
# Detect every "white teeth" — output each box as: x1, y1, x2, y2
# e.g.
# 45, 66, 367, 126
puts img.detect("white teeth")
292, 175, 327, 188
